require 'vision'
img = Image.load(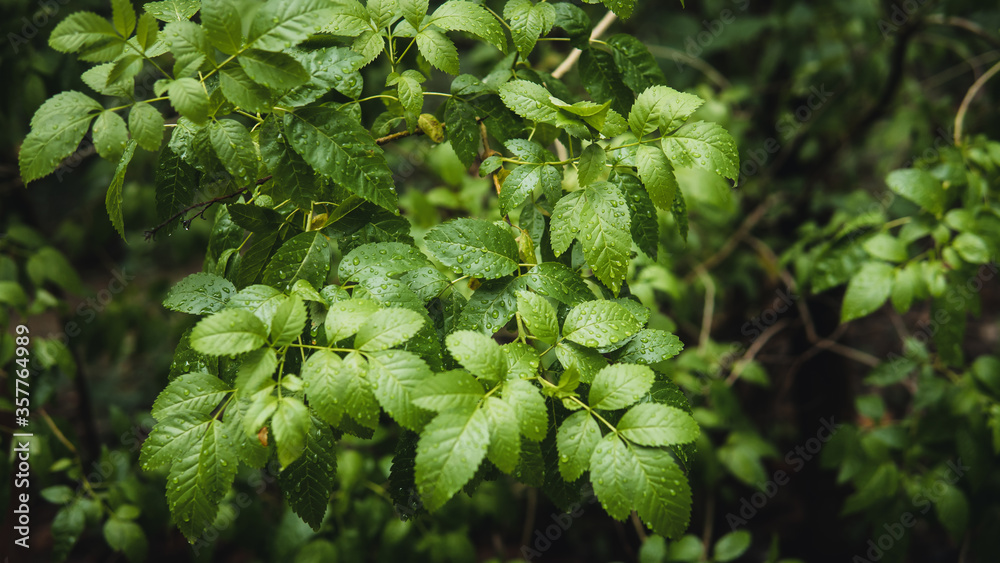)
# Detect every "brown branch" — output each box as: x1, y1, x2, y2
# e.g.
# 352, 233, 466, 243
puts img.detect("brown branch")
375, 128, 425, 145
551, 10, 618, 79
954, 59, 1000, 144
682, 196, 778, 283
143, 175, 272, 241
924, 14, 1000, 51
